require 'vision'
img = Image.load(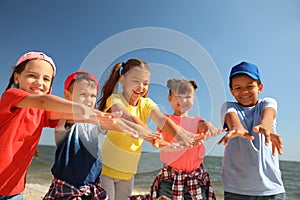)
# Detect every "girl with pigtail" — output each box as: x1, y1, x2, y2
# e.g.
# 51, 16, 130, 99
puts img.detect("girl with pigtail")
98, 59, 207, 199
130, 79, 225, 200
